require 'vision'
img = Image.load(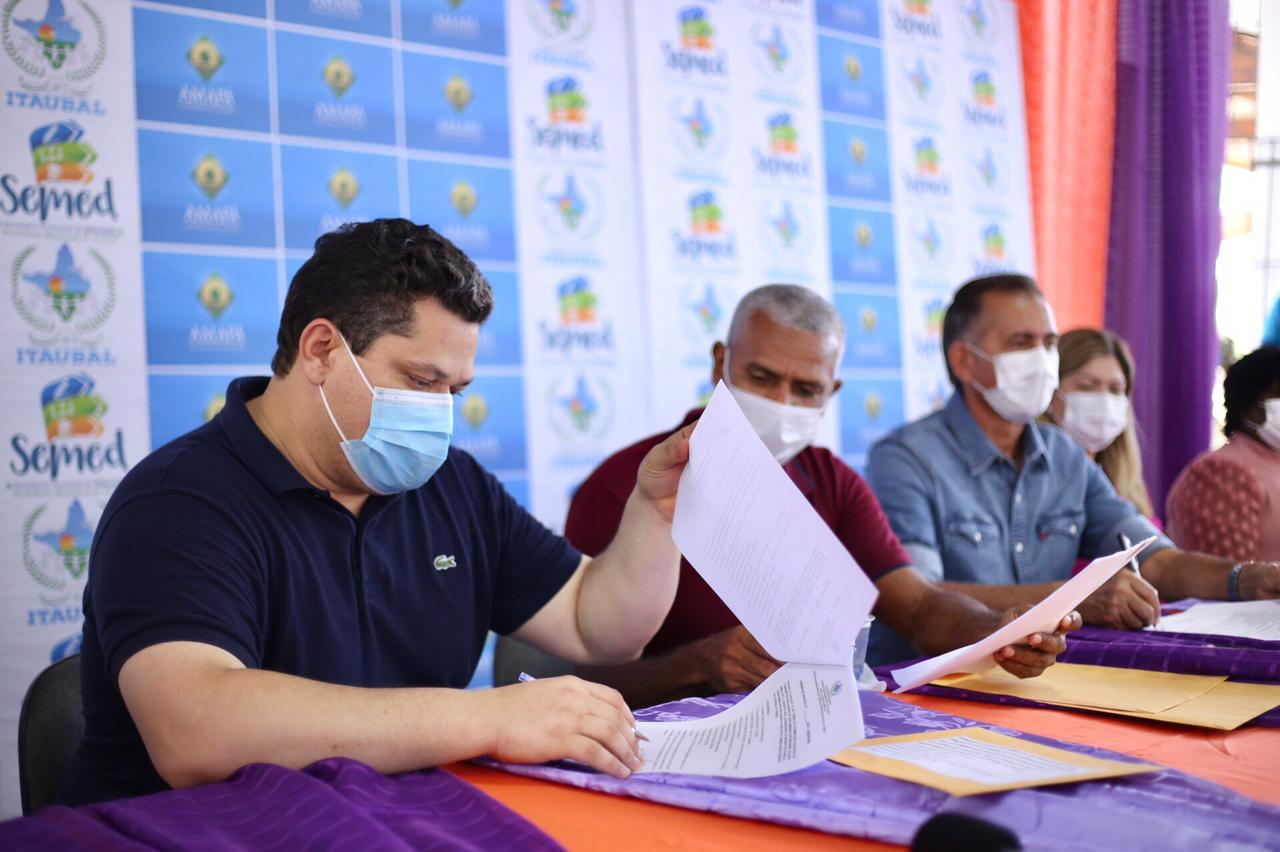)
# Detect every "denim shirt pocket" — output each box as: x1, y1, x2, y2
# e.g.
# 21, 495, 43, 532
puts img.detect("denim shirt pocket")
1032, 509, 1086, 580
943, 513, 1002, 582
